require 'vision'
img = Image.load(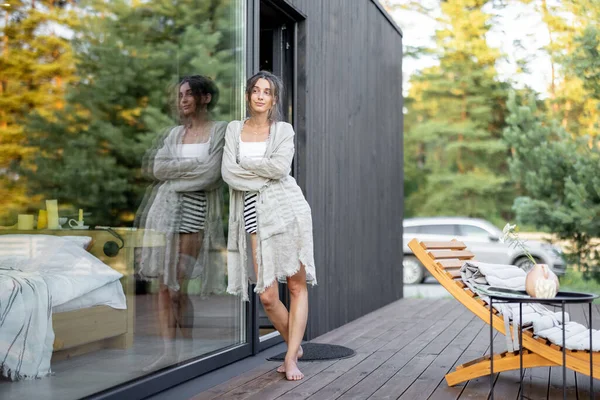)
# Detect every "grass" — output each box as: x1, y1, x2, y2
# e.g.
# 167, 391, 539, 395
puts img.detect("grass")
559, 268, 600, 303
